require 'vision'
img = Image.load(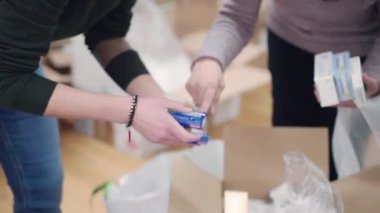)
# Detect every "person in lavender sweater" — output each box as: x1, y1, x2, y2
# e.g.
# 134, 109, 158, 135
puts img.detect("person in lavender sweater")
186, 0, 380, 180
